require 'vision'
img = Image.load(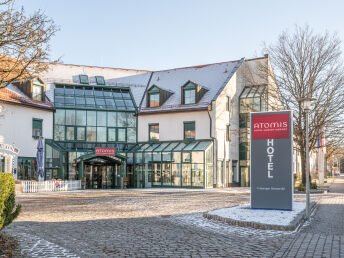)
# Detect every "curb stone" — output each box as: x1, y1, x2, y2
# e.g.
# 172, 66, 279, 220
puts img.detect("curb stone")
203, 202, 316, 231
